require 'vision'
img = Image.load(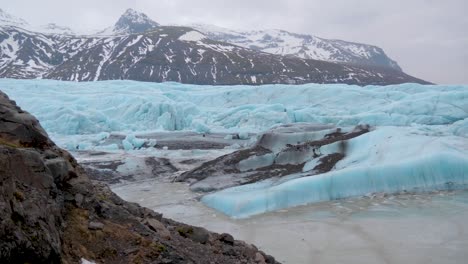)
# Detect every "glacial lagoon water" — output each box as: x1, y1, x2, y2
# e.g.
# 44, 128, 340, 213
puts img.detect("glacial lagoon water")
112, 179, 468, 264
